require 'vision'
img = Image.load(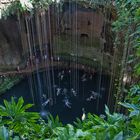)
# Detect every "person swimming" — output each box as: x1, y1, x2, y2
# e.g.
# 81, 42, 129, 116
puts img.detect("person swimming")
42, 94, 47, 100
56, 88, 61, 96
63, 97, 72, 108
86, 91, 102, 101
71, 88, 77, 96
90, 91, 102, 98
82, 108, 86, 120
42, 98, 52, 107
81, 73, 87, 82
